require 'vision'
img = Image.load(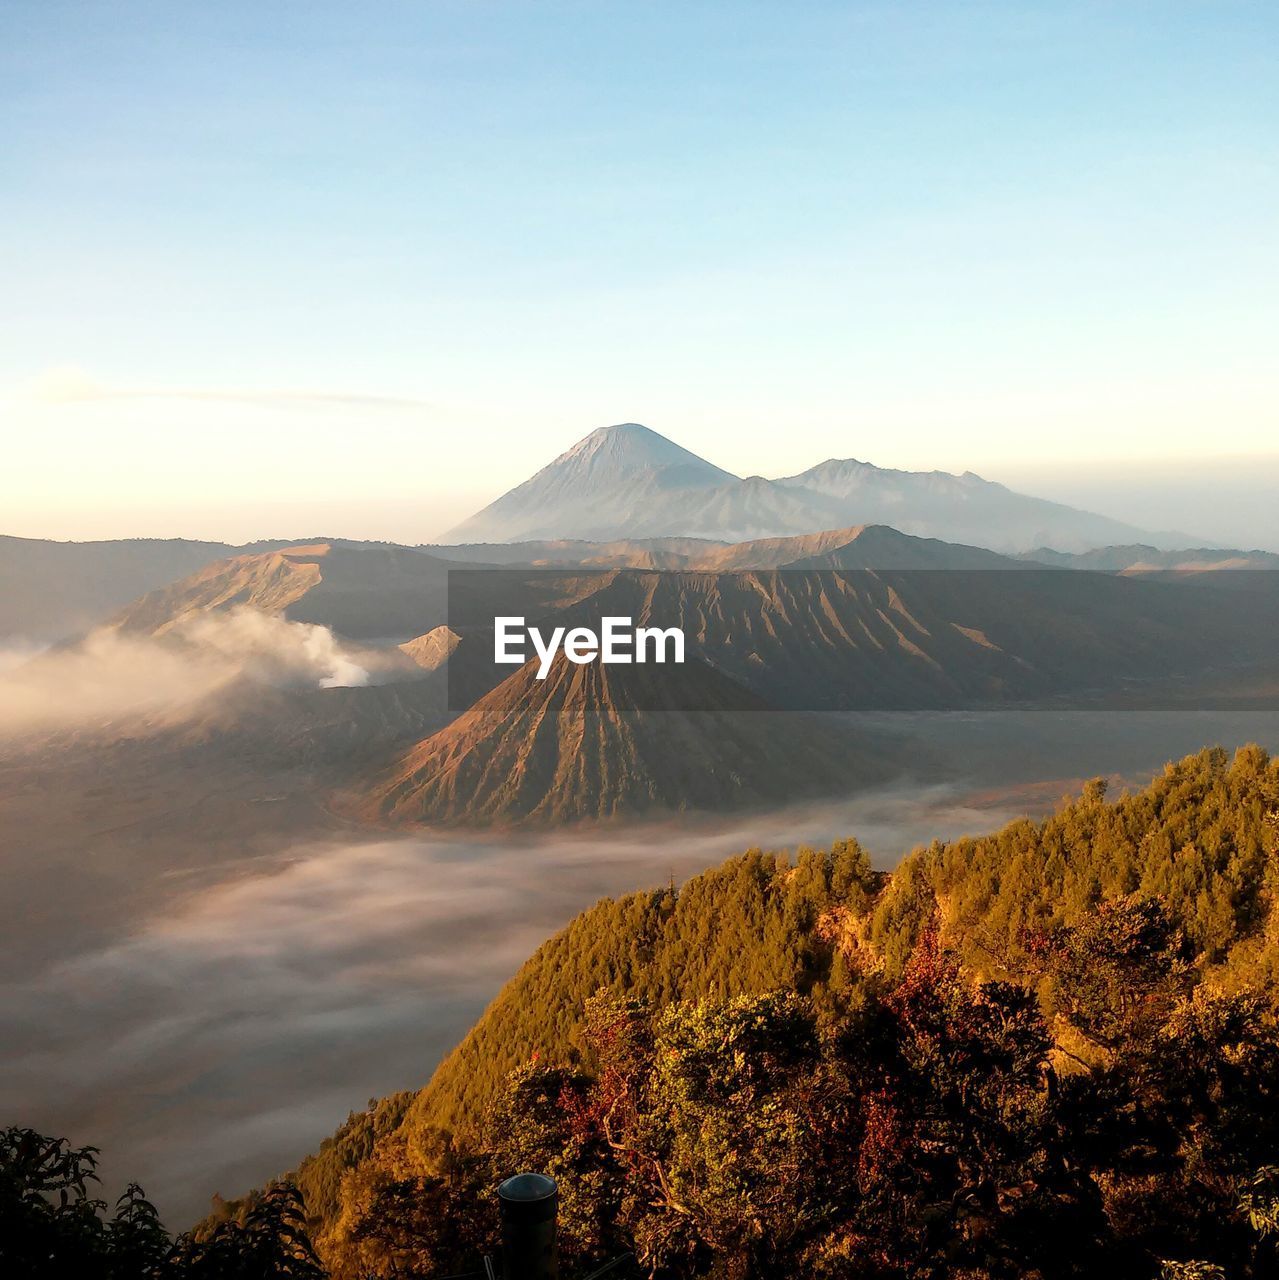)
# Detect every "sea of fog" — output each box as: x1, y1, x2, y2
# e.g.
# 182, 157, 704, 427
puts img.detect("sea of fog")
3, 709, 1277, 1228
0, 779, 1043, 1226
